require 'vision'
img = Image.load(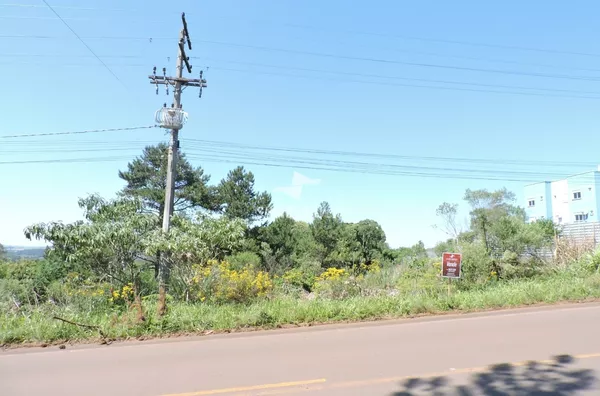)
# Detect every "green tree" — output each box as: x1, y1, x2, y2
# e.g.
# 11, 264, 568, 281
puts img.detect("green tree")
0, 243, 5, 260
390, 240, 428, 267
259, 214, 320, 273
310, 202, 343, 263
118, 144, 216, 222
353, 219, 386, 264
464, 188, 524, 253
260, 213, 297, 259
24, 195, 159, 319
148, 214, 247, 301
433, 239, 456, 257
214, 166, 272, 223
461, 188, 556, 280
25, 195, 158, 288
